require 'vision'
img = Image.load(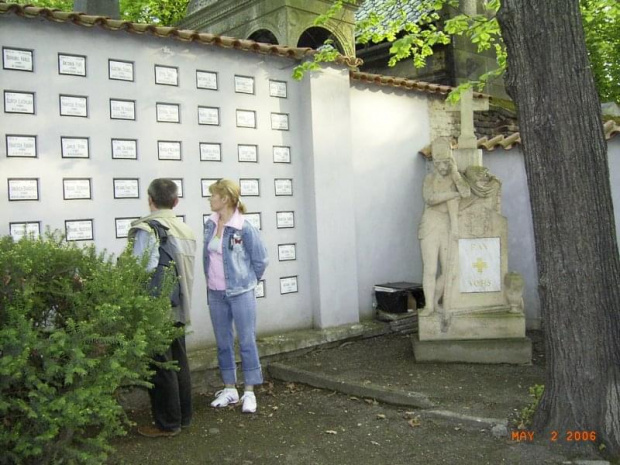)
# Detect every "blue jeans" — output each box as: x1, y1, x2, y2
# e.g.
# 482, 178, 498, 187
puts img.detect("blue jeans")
207, 289, 263, 386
